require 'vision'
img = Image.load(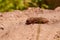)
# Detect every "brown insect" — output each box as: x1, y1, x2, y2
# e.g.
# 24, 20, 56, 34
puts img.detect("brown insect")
25, 17, 49, 25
